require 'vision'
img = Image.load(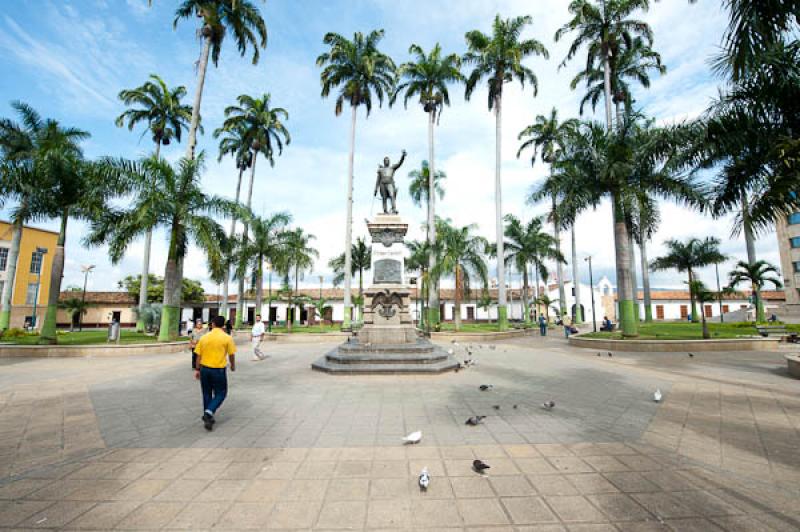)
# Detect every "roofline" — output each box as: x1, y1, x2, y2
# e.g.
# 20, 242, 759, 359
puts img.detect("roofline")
0, 219, 60, 236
